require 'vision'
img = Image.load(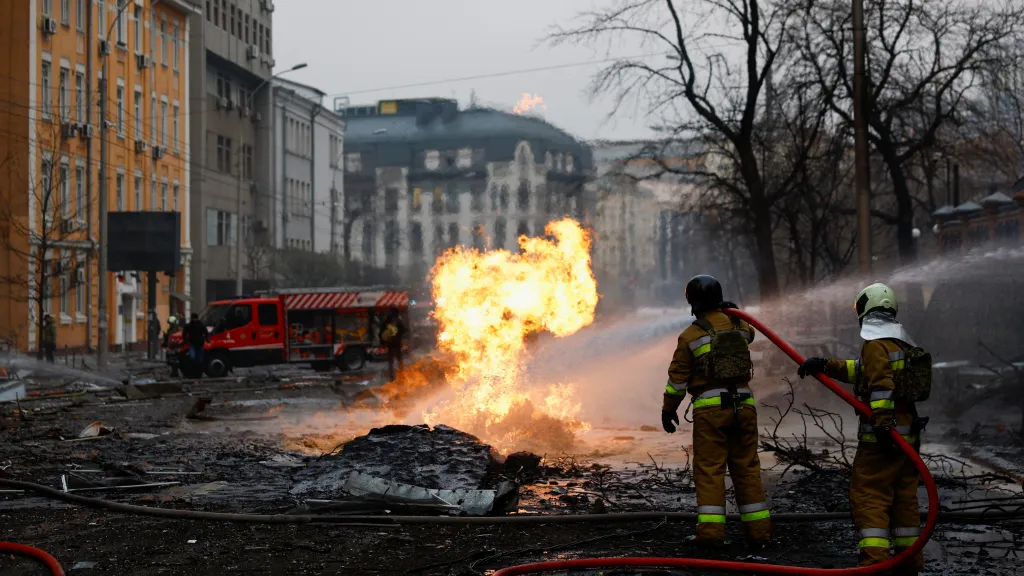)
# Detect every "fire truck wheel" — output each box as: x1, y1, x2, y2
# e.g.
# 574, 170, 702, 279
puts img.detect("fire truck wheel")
336, 347, 366, 372
204, 352, 231, 378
